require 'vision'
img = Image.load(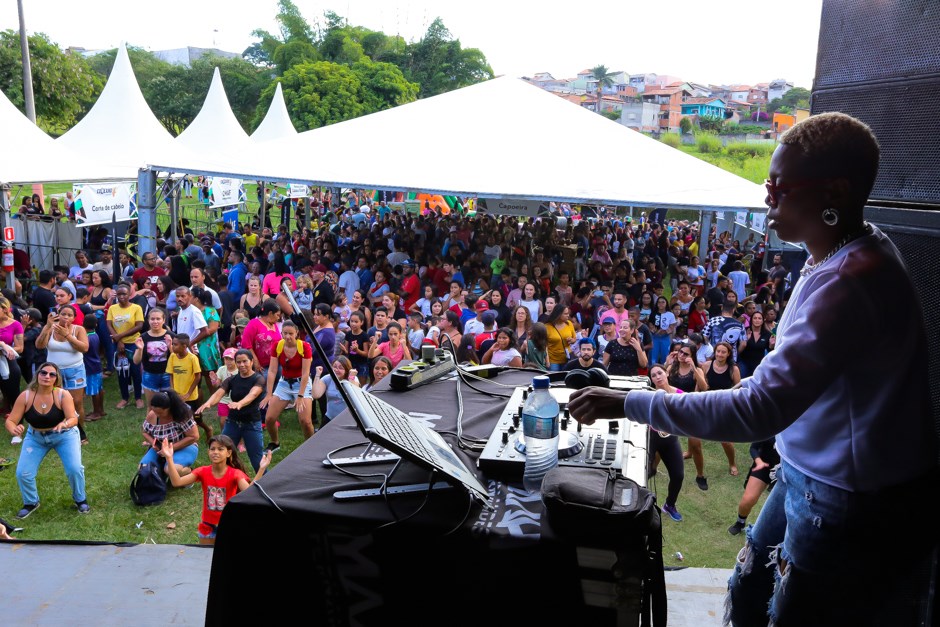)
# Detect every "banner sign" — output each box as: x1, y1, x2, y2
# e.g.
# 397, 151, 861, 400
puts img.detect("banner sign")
209, 177, 244, 208
289, 183, 309, 199
477, 198, 542, 217
222, 207, 239, 227
74, 182, 137, 227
